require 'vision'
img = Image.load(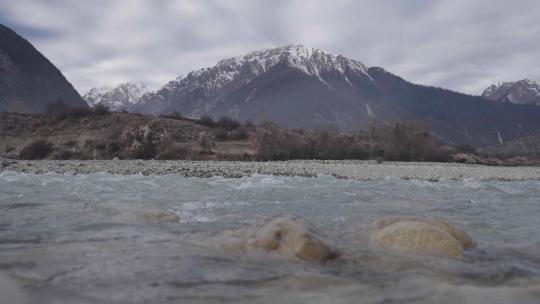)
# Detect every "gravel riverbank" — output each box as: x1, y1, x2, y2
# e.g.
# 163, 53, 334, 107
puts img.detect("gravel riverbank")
2, 159, 540, 181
